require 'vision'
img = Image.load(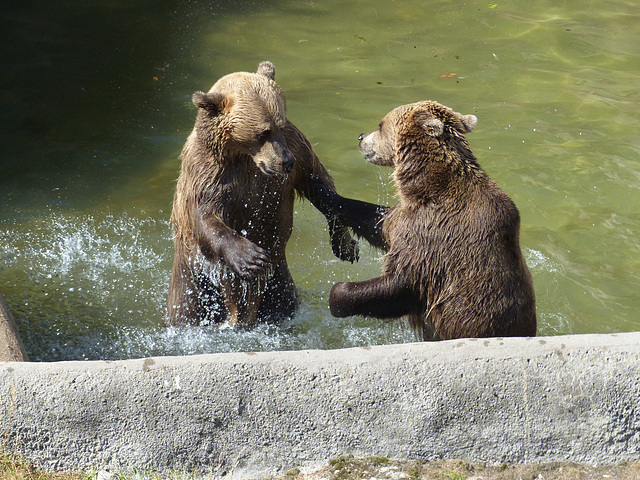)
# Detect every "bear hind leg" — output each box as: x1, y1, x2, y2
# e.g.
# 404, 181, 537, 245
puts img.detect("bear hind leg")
257, 262, 299, 322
